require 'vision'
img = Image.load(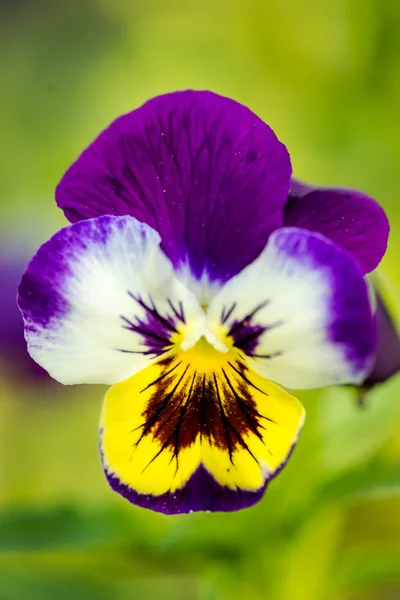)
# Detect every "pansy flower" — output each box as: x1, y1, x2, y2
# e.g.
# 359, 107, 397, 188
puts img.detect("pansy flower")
18, 91, 389, 514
